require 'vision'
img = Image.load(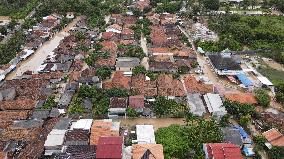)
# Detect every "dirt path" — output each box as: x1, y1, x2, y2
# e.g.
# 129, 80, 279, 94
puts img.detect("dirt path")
5, 16, 83, 80
140, 35, 148, 56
